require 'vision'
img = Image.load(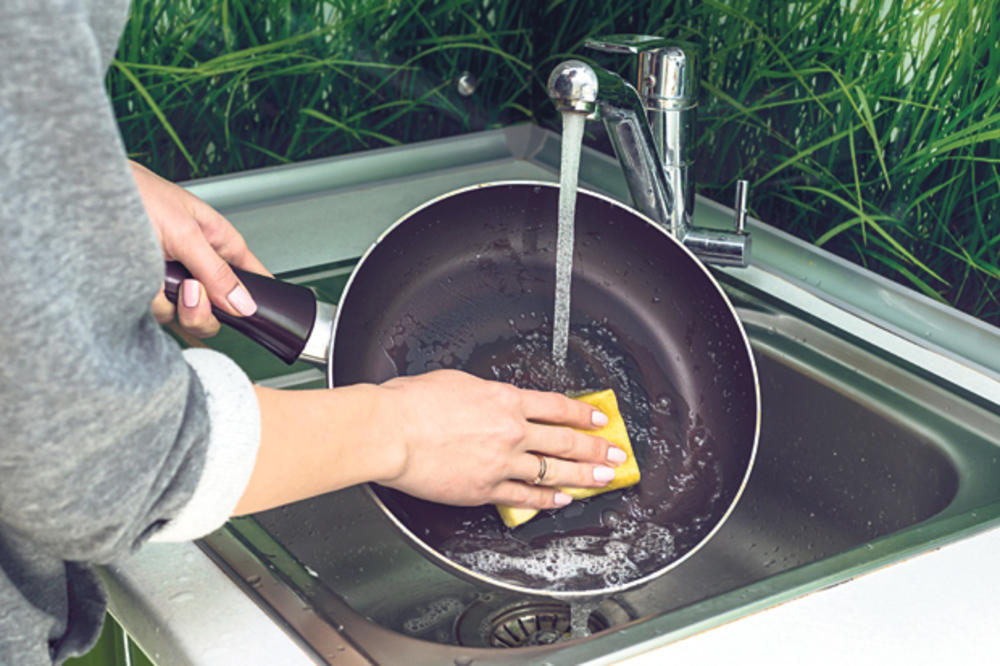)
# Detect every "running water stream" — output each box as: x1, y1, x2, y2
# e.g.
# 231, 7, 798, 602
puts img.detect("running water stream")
551, 111, 586, 365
